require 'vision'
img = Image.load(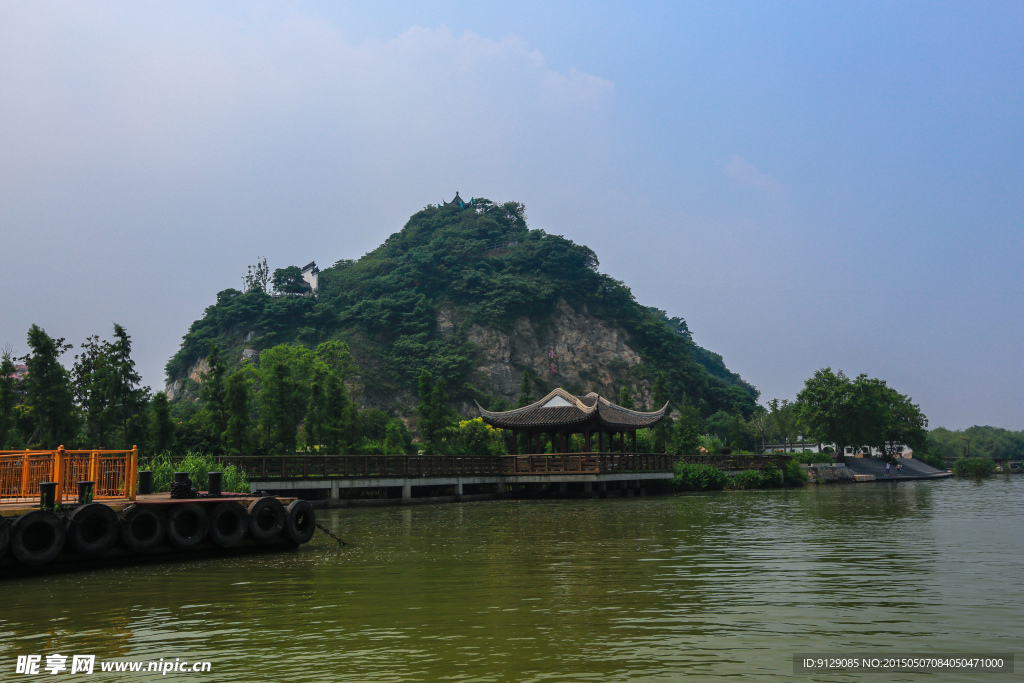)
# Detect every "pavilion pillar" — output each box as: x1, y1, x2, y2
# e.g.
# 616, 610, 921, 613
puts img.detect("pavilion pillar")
510, 430, 518, 455
632, 431, 638, 454
584, 428, 591, 453
560, 432, 567, 453
598, 430, 604, 453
